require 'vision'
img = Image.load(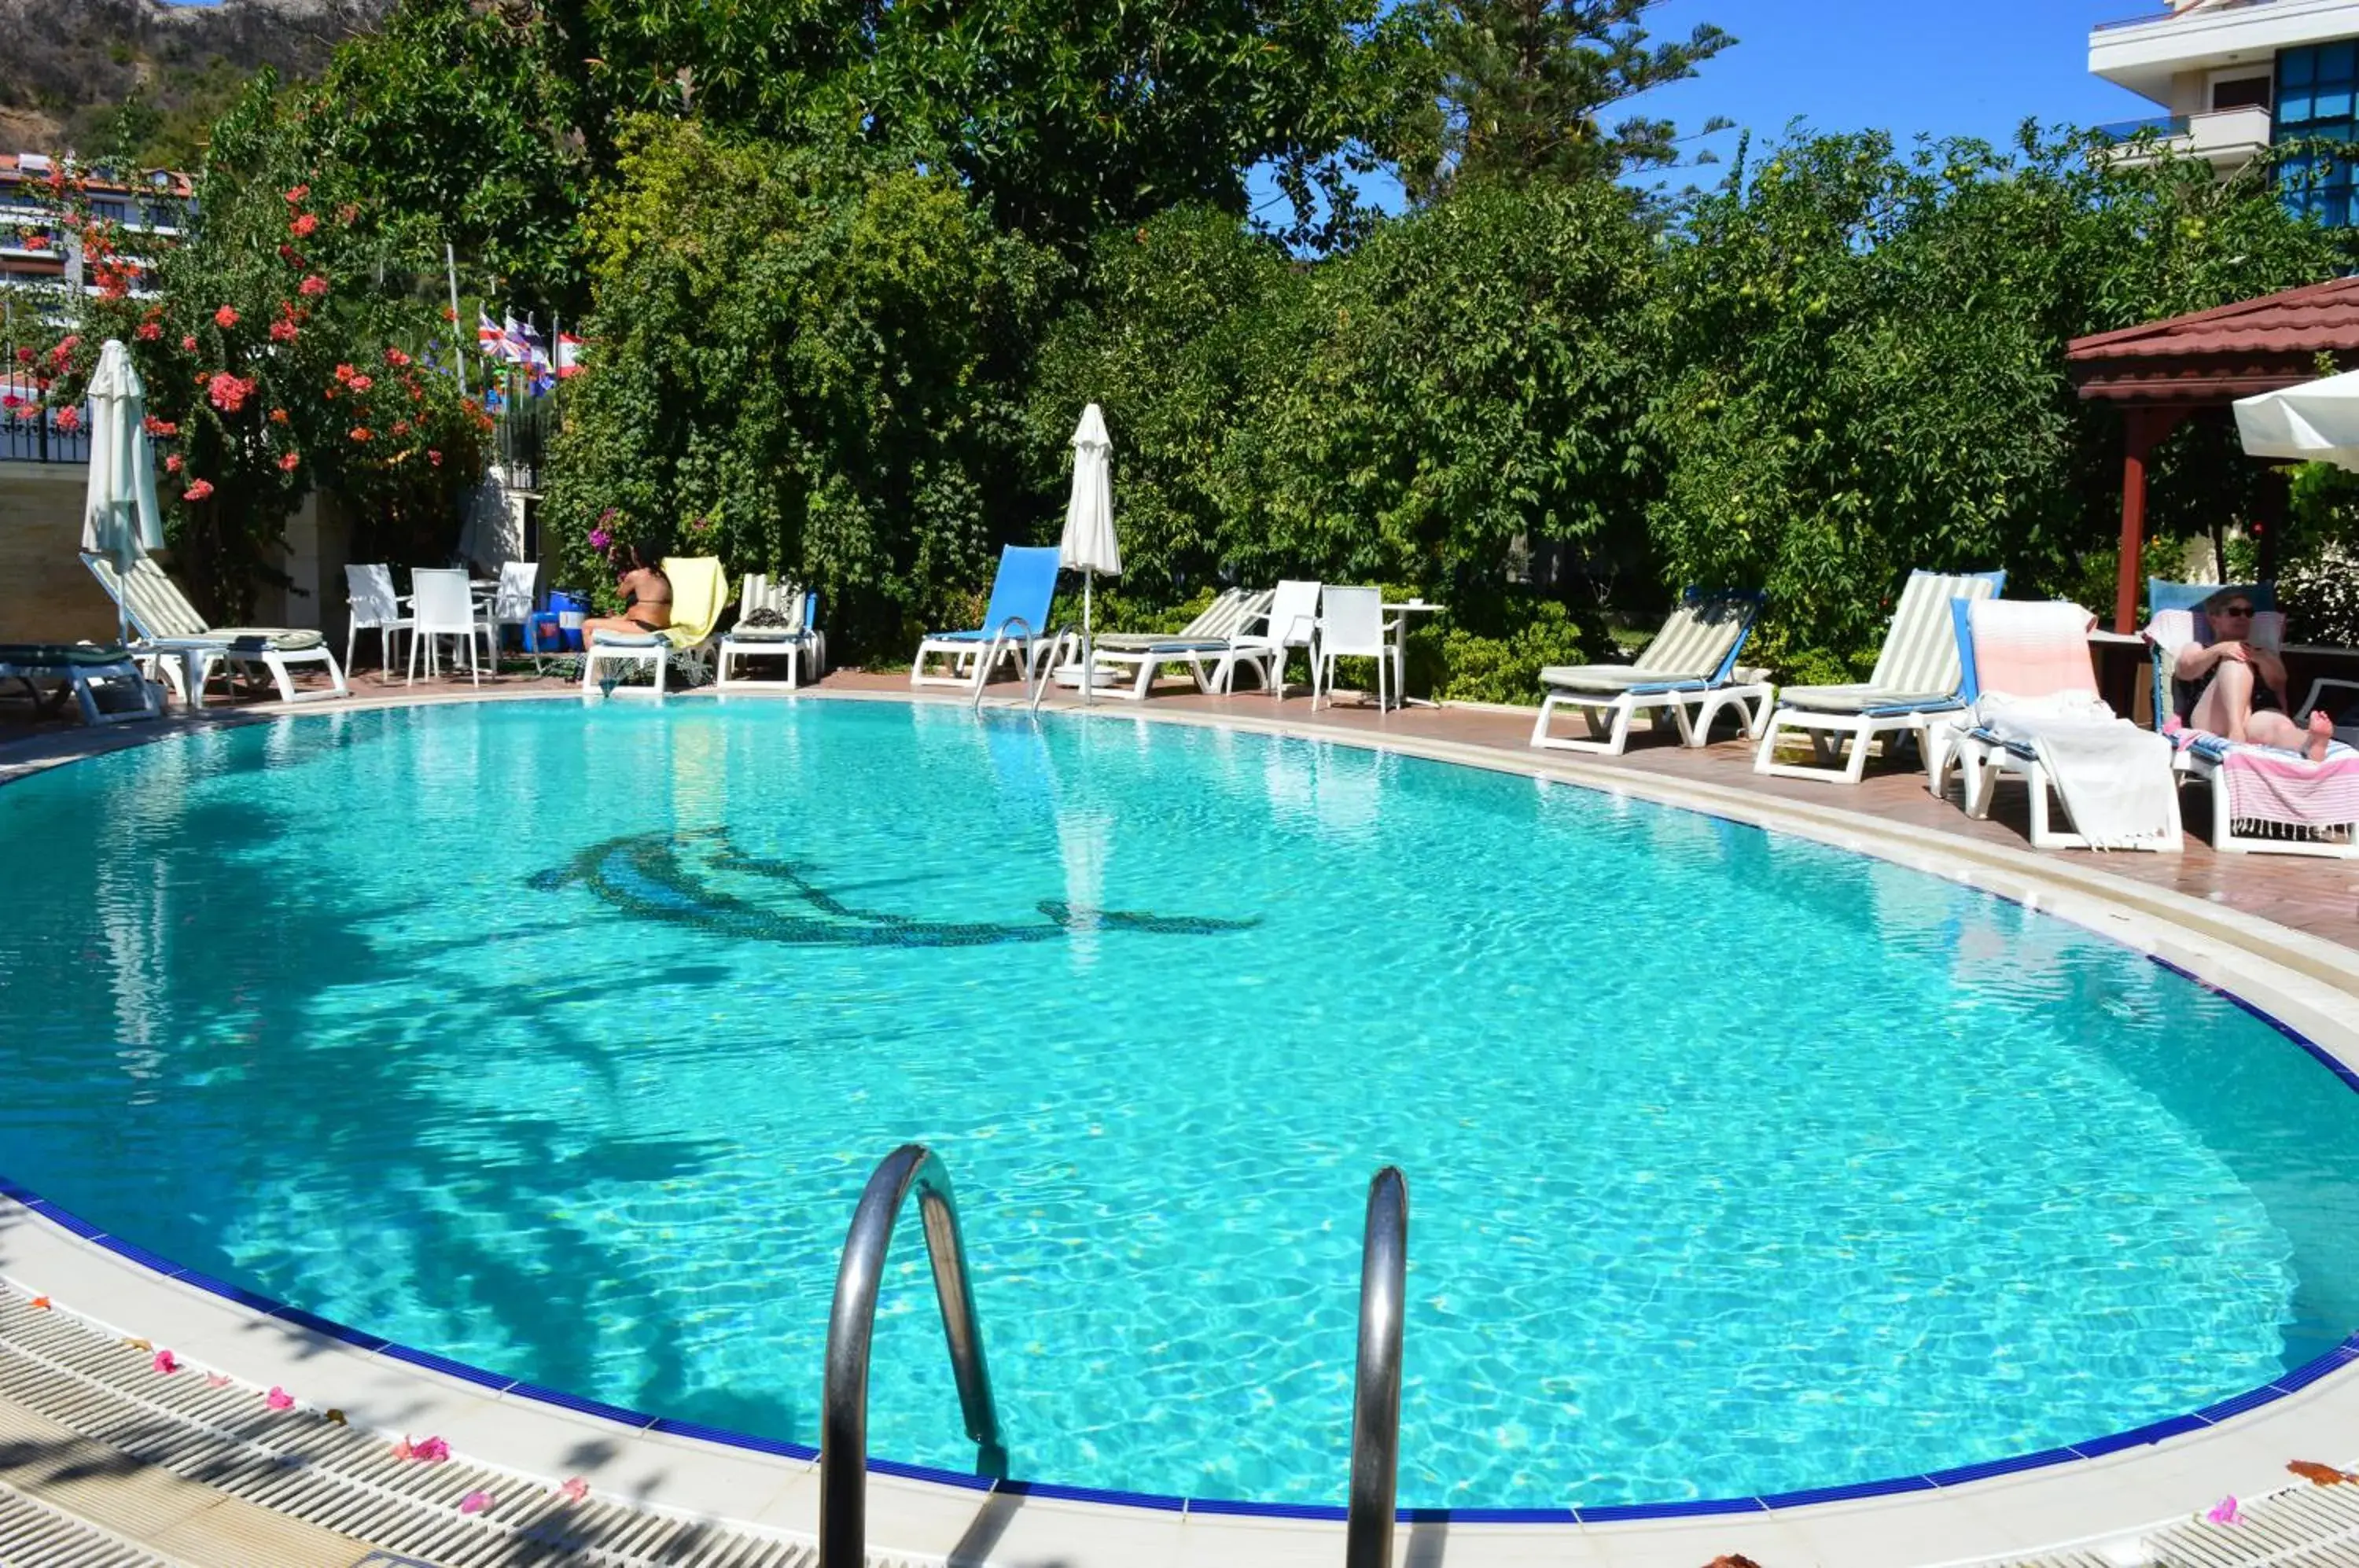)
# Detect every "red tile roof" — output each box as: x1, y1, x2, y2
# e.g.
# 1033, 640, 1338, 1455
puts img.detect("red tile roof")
2068, 275, 2359, 403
